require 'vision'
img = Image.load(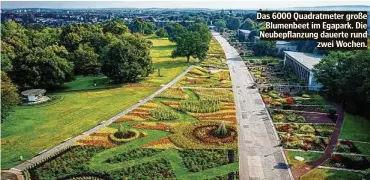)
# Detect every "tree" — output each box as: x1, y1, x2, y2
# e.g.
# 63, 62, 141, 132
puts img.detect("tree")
214, 19, 227, 31
165, 23, 187, 42
251, 41, 277, 56
72, 44, 100, 75
102, 20, 129, 35
189, 23, 212, 44
155, 28, 168, 37
10, 47, 74, 89
314, 50, 370, 117
1, 71, 20, 120
226, 17, 240, 30
129, 18, 156, 35
101, 36, 152, 83
248, 29, 259, 41
172, 31, 209, 63
240, 18, 256, 30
